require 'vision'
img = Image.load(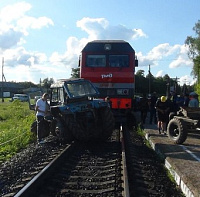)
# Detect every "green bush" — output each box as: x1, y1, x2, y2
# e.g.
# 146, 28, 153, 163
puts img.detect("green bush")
0, 100, 36, 162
